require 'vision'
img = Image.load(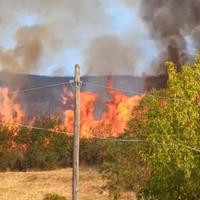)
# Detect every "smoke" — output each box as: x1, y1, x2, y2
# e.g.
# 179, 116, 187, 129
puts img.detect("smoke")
0, 0, 119, 74
0, 25, 51, 73
85, 35, 139, 75
140, 0, 200, 73
2, 0, 199, 76
122, 0, 139, 7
